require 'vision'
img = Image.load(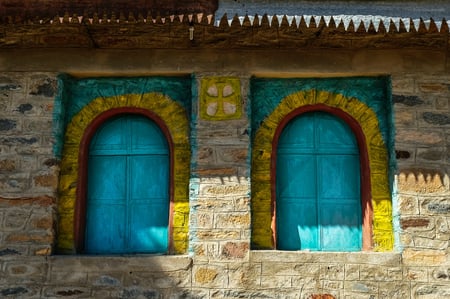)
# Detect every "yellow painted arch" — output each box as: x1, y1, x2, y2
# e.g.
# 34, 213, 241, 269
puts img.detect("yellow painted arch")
57, 93, 190, 254
251, 90, 393, 251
